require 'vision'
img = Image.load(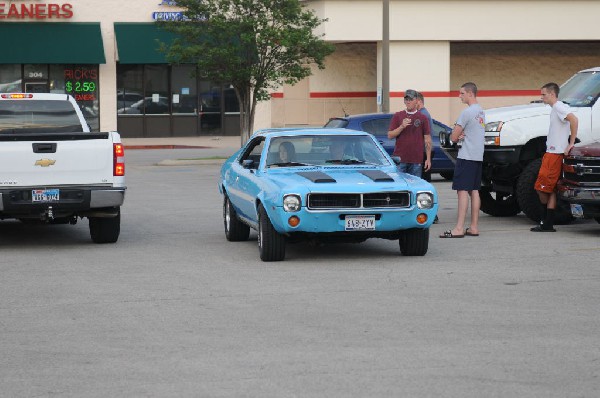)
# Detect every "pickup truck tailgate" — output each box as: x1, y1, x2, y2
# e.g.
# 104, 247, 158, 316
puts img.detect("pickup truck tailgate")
0, 133, 116, 187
